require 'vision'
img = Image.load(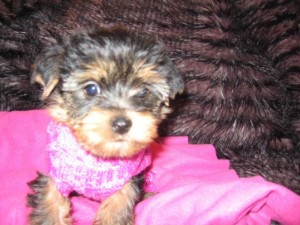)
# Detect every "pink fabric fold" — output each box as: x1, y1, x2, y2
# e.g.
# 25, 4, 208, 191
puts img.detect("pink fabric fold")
136, 139, 300, 225
0, 110, 300, 225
